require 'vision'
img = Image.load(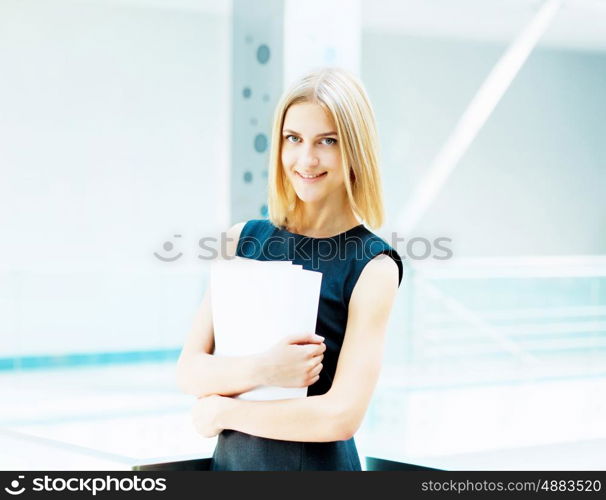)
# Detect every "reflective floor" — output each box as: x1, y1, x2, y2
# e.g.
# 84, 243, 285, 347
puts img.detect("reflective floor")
2, 358, 605, 471
0, 362, 216, 470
